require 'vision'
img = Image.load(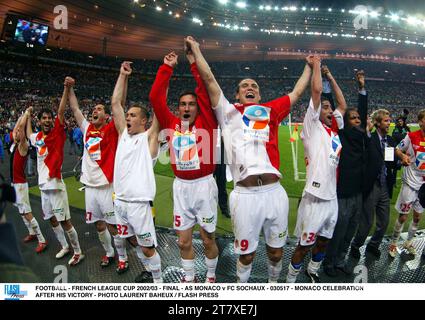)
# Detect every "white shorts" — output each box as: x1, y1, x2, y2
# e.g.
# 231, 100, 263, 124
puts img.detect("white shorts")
41, 189, 71, 222
295, 192, 338, 246
395, 183, 424, 214
13, 183, 32, 215
230, 182, 289, 255
173, 175, 218, 233
85, 184, 116, 225
114, 199, 157, 247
